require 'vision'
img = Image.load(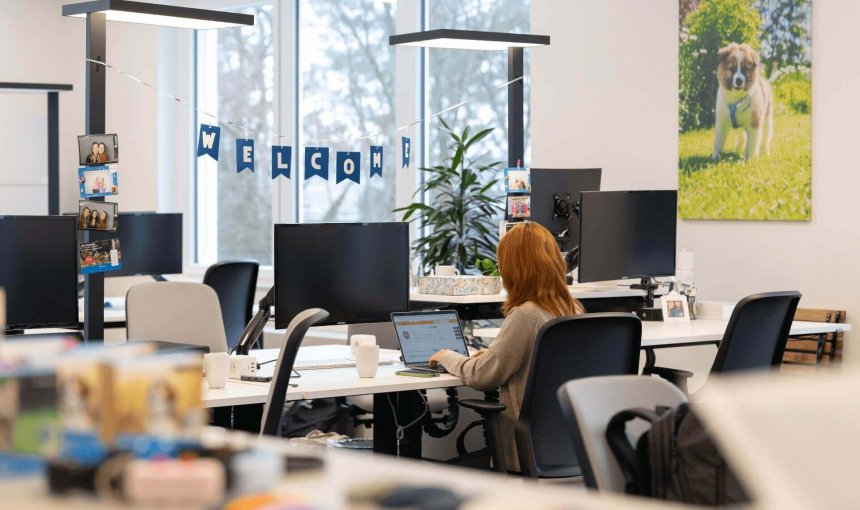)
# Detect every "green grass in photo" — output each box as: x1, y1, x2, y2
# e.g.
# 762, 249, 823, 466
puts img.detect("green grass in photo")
678, 113, 811, 221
